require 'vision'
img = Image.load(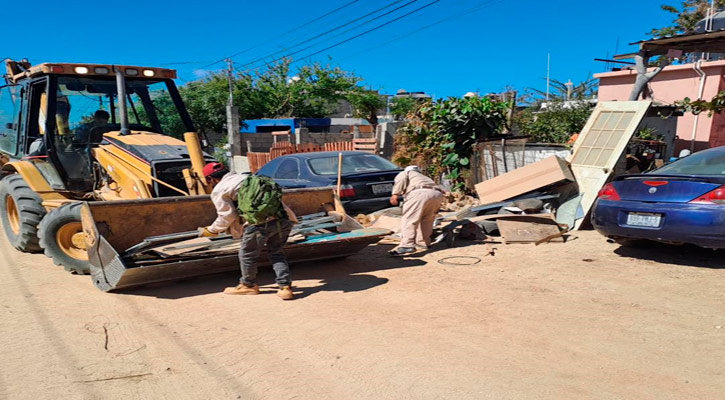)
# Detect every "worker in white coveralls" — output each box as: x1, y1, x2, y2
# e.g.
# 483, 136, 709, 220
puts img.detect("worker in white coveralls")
388, 166, 445, 256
